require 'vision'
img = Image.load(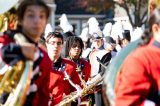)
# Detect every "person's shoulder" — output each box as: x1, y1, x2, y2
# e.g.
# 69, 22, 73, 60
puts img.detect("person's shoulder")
0, 30, 14, 43
62, 58, 77, 67
80, 58, 89, 64
129, 45, 149, 58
